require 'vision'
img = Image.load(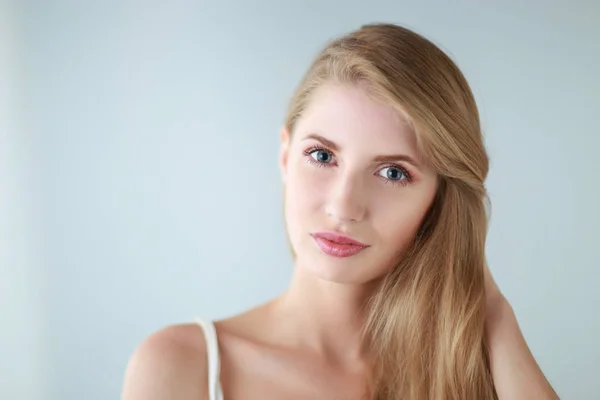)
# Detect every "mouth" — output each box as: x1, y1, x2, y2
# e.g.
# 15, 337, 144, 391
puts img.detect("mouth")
311, 231, 370, 258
